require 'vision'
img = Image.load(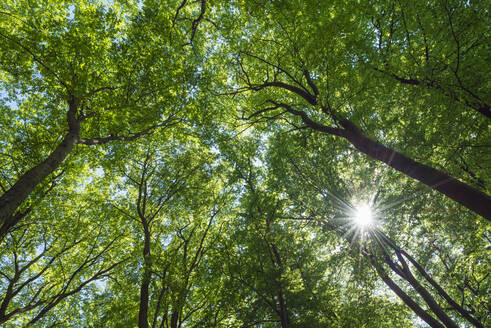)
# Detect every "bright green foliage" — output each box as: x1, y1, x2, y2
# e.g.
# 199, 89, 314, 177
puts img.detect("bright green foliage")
0, 1, 489, 328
